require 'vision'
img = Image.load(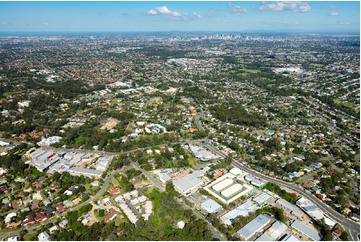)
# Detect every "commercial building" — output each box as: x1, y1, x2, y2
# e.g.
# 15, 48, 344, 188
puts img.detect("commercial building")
230, 167, 242, 177
37, 136, 62, 146
68, 167, 102, 178
95, 156, 112, 171
221, 184, 243, 198
212, 178, 234, 192
244, 174, 267, 188
291, 220, 322, 241
189, 145, 217, 161
201, 199, 222, 214
173, 170, 204, 196
296, 197, 335, 227
221, 200, 257, 226
281, 234, 300, 241
256, 233, 274, 241
158, 173, 172, 184
237, 214, 272, 240
204, 173, 253, 204
253, 192, 271, 206
267, 221, 288, 240
276, 198, 304, 220
276, 198, 298, 211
